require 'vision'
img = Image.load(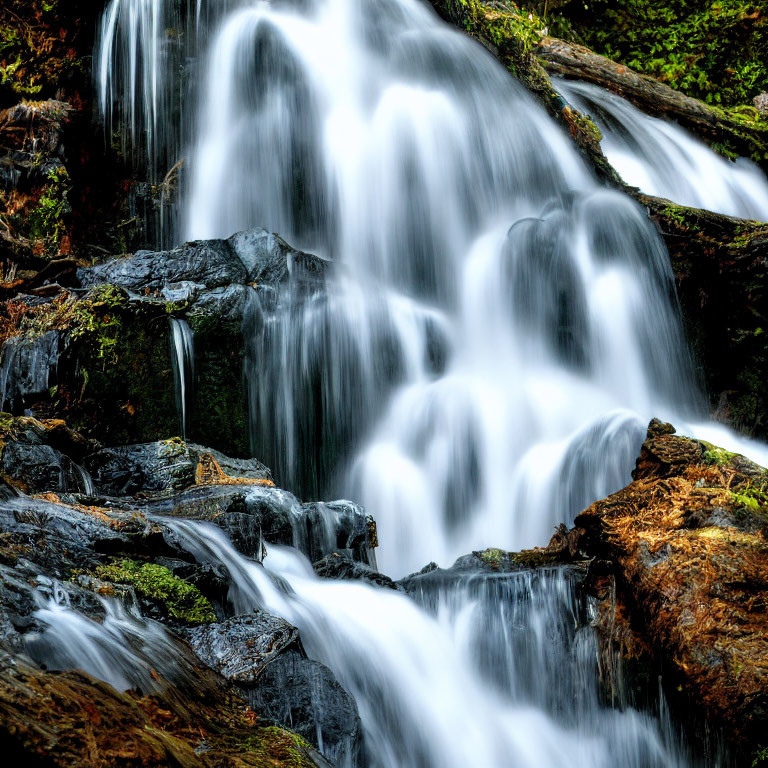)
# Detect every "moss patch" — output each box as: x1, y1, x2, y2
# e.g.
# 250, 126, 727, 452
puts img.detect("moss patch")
535, 0, 768, 109
242, 726, 316, 767
95, 559, 216, 625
